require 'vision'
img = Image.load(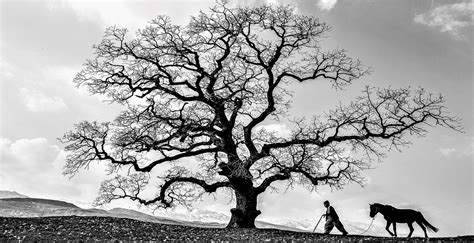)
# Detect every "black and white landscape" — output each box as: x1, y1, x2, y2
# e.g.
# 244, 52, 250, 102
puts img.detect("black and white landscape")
0, 0, 472, 241
2, 190, 473, 241
0, 190, 384, 234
